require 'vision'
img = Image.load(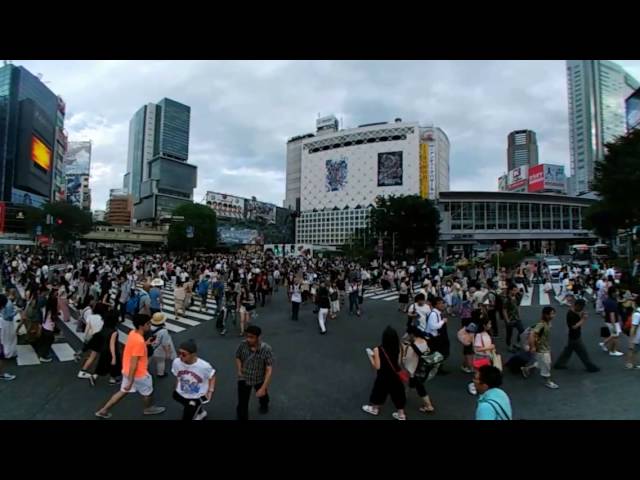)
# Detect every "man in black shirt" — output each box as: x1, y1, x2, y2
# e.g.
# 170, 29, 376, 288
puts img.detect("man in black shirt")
553, 299, 599, 372
317, 282, 331, 335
